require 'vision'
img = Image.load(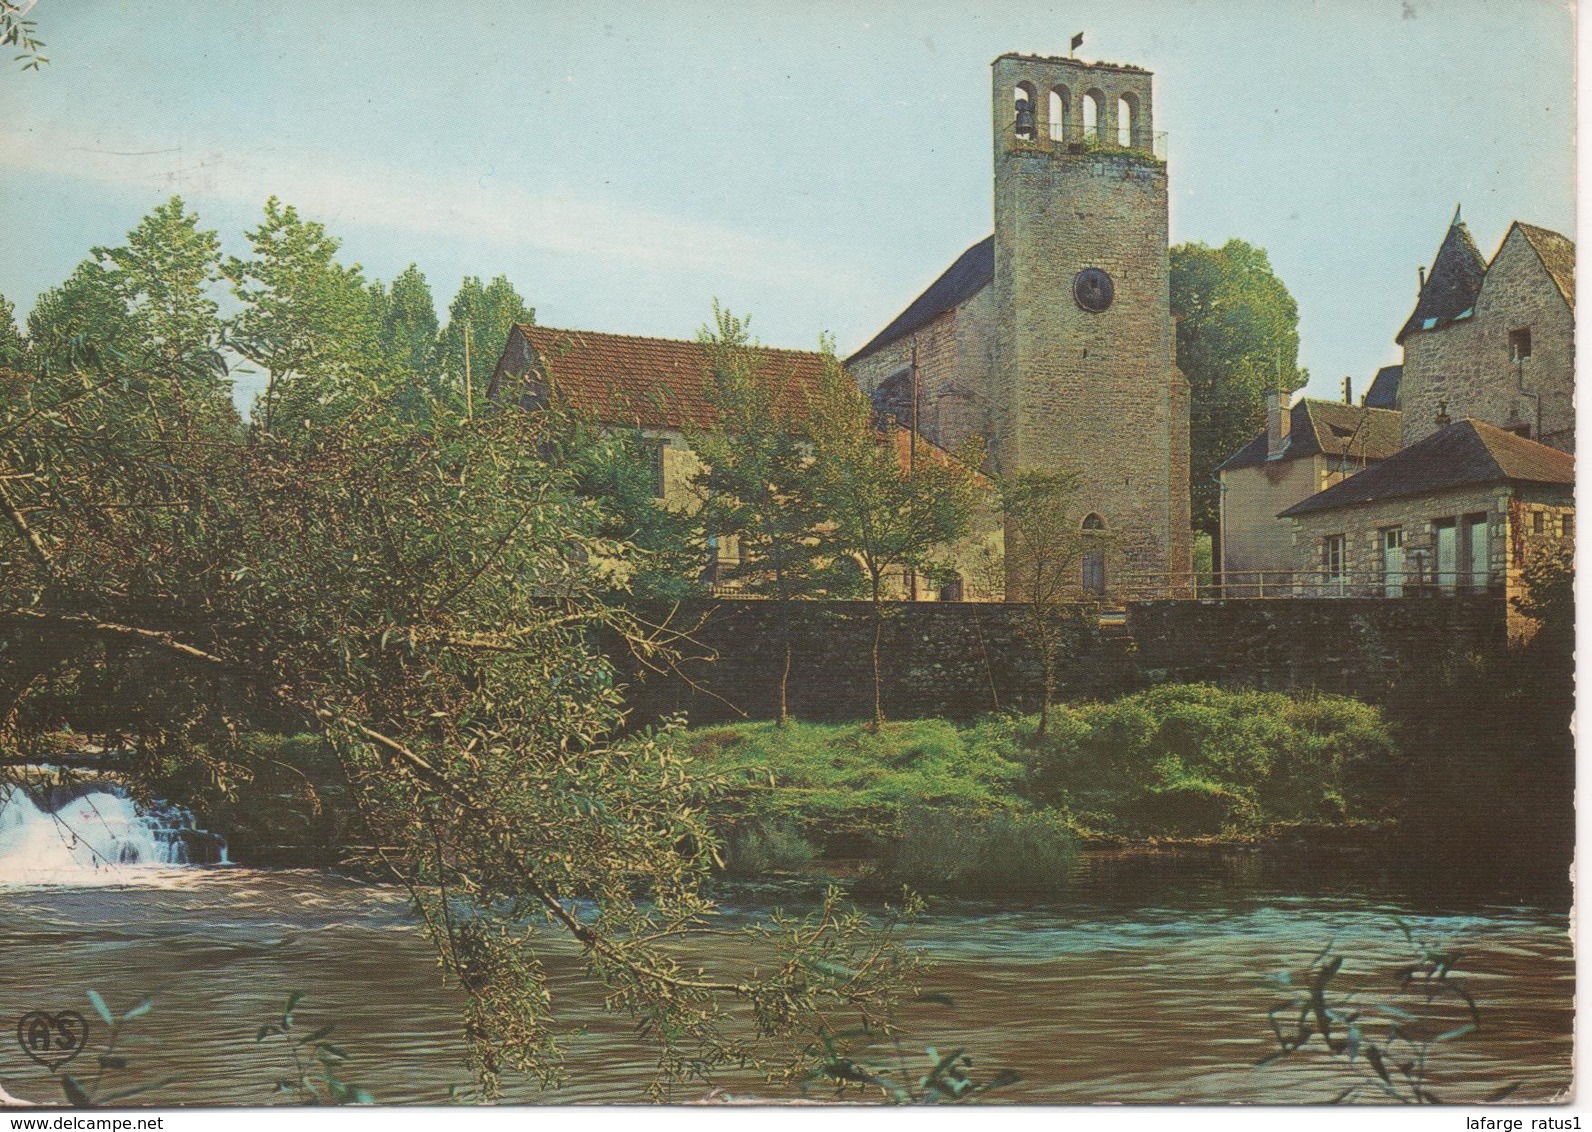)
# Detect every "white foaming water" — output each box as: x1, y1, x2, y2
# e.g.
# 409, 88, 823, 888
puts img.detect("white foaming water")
0, 786, 227, 886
